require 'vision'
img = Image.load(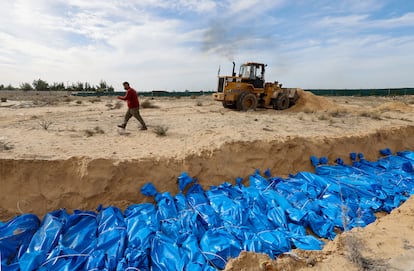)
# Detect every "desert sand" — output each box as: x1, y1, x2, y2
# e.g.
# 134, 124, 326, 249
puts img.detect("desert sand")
1, 90, 414, 270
